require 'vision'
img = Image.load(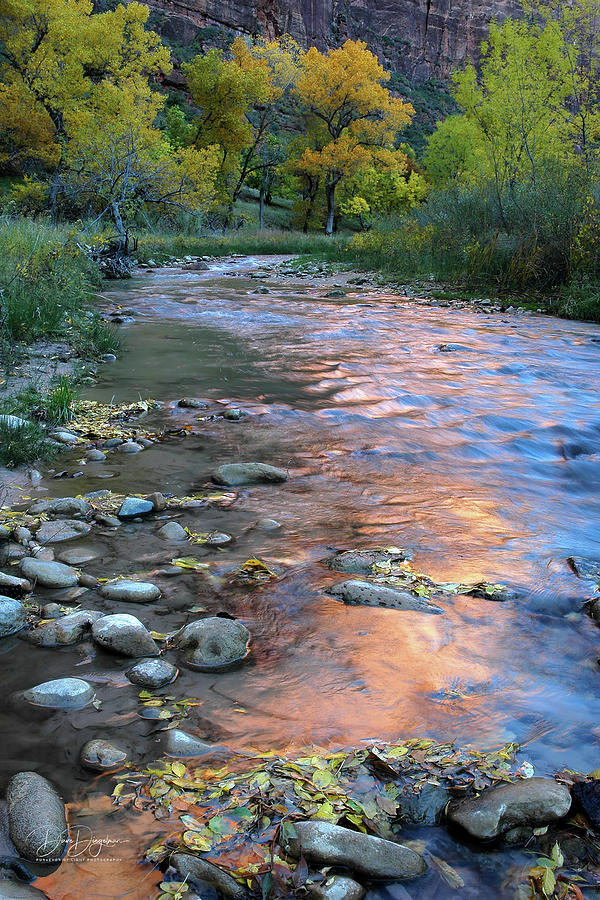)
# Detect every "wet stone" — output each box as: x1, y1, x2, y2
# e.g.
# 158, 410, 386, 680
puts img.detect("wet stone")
447, 777, 572, 840
222, 408, 244, 420
119, 441, 143, 454
126, 657, 178, 688
0, 572, 32, 596
0, 880, 48, 898
308, 876, 365, 900
327, 580, 443, 614
118, 497, 154, 518
25, 610, 103, 647
41, 602, 63, 619
212, 462, 288, 486
20, 558, 78, 589
35, 519, 91, 544
57, 547, 99, 566
175, 617, 251, 671
100, 580, 161, 603
328, 548, 410, 575
24, 677, 95, 709
172, 853, 245, 898
164, 729, 220, 757
0, 596, 27, 637
177, 397, 210, 409
157, 521, 188, 542
95, 514, 121, 528
86, 449, 106, 462
282, 821, 426, 880
7, 772, 68, 864
92, 614, 159, 657
204, 531, 232, 546
80, 739, 127, 771
396, 782, 451, 825
255, 518, 281, 531
146, 492, 166, 511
